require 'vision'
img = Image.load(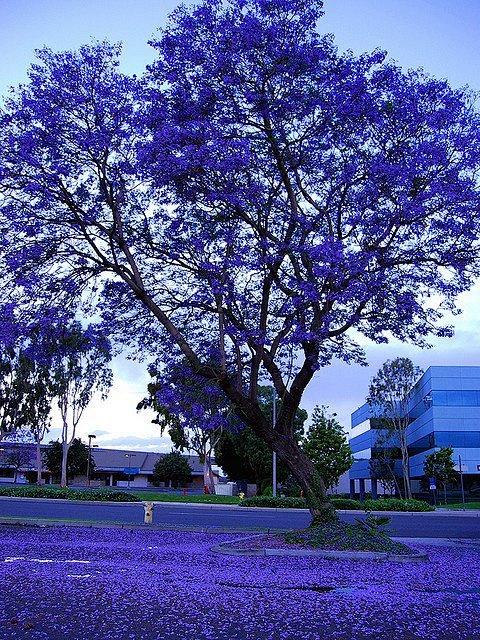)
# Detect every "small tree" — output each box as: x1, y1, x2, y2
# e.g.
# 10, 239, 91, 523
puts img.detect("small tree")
152, 451, 193, 489
1, 433, 34, 483
369, 442, 403, 497
139, 357, 231, 495
423, 447, 459, 505
302, 406, 353, 492
43, 438, 89, 484
368, 359, 423, 500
